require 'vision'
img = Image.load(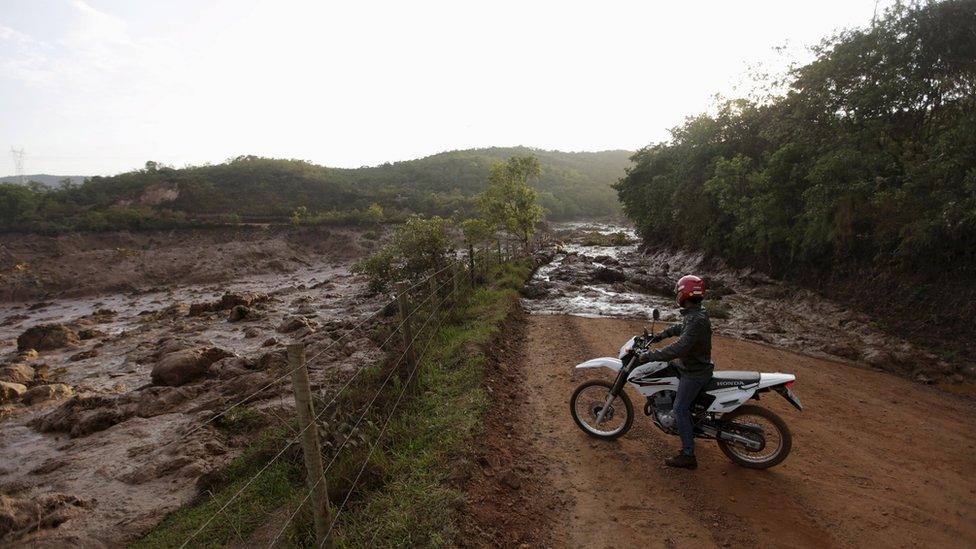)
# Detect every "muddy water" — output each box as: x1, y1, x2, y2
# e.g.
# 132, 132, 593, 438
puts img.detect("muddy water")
0, 258, 385, 546
524, 222, 972, 384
